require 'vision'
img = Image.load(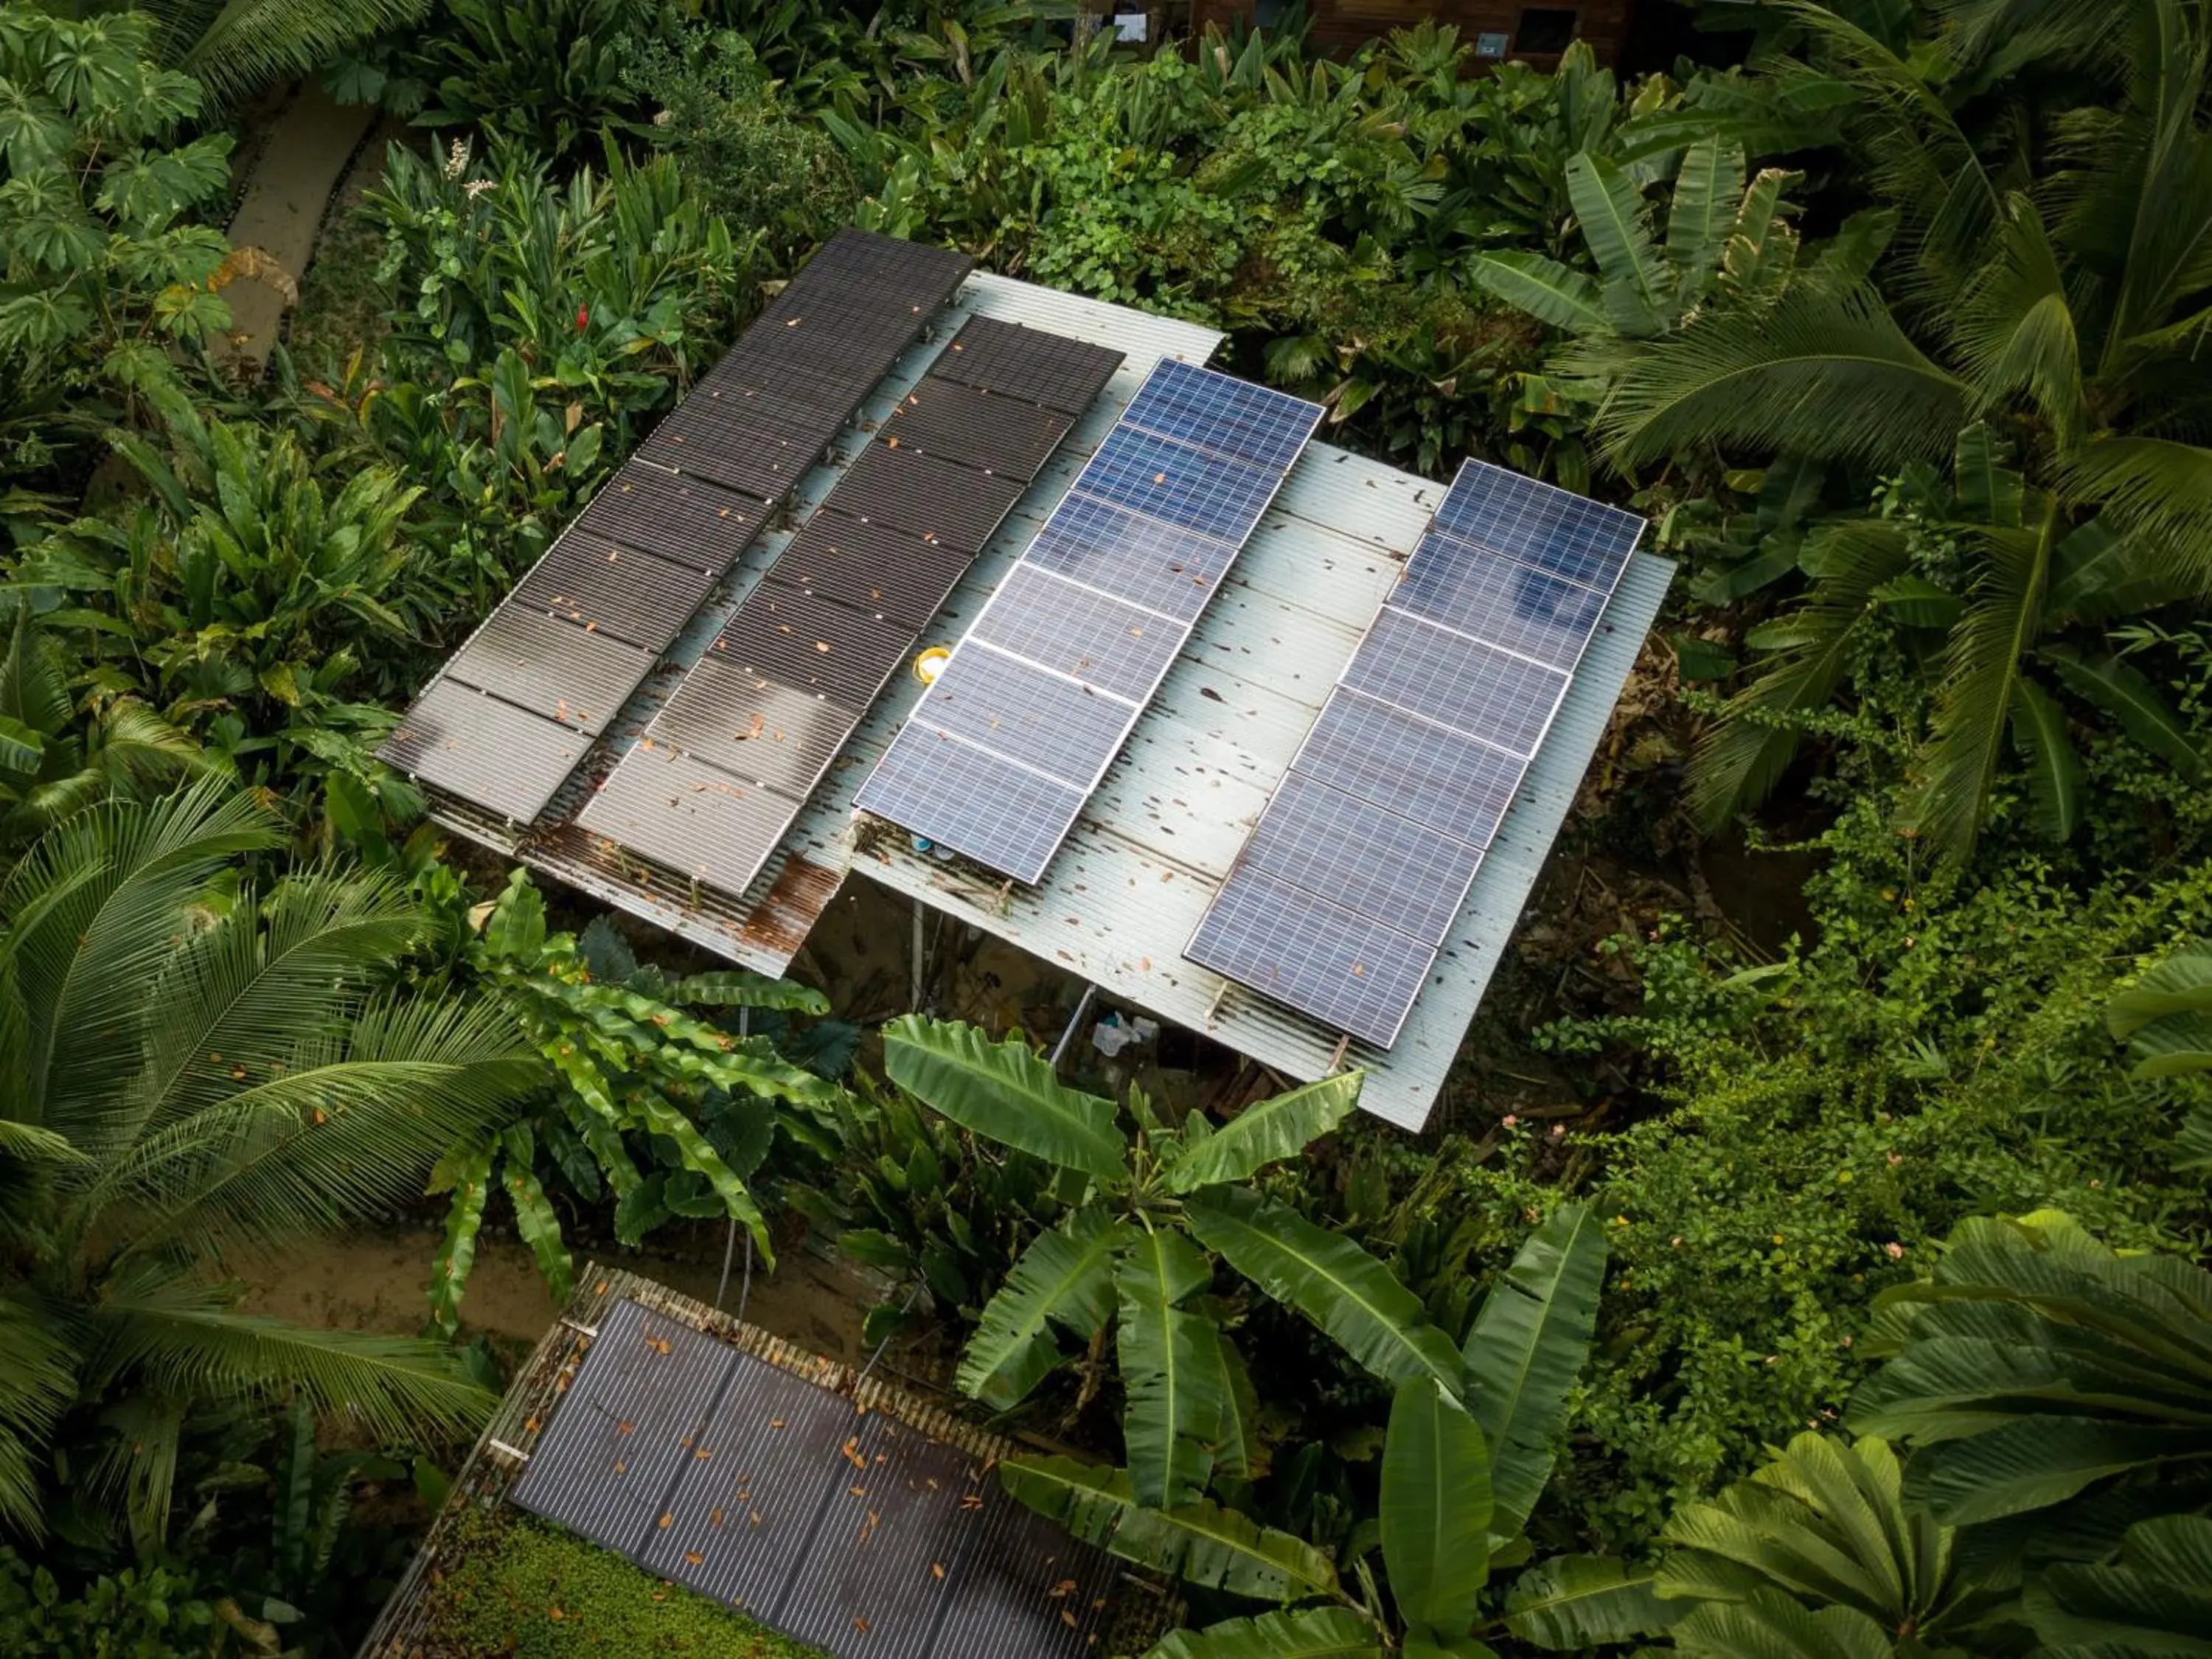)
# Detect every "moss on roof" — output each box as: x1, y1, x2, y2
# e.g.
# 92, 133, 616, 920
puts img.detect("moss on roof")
418, 1504, 826, 1657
